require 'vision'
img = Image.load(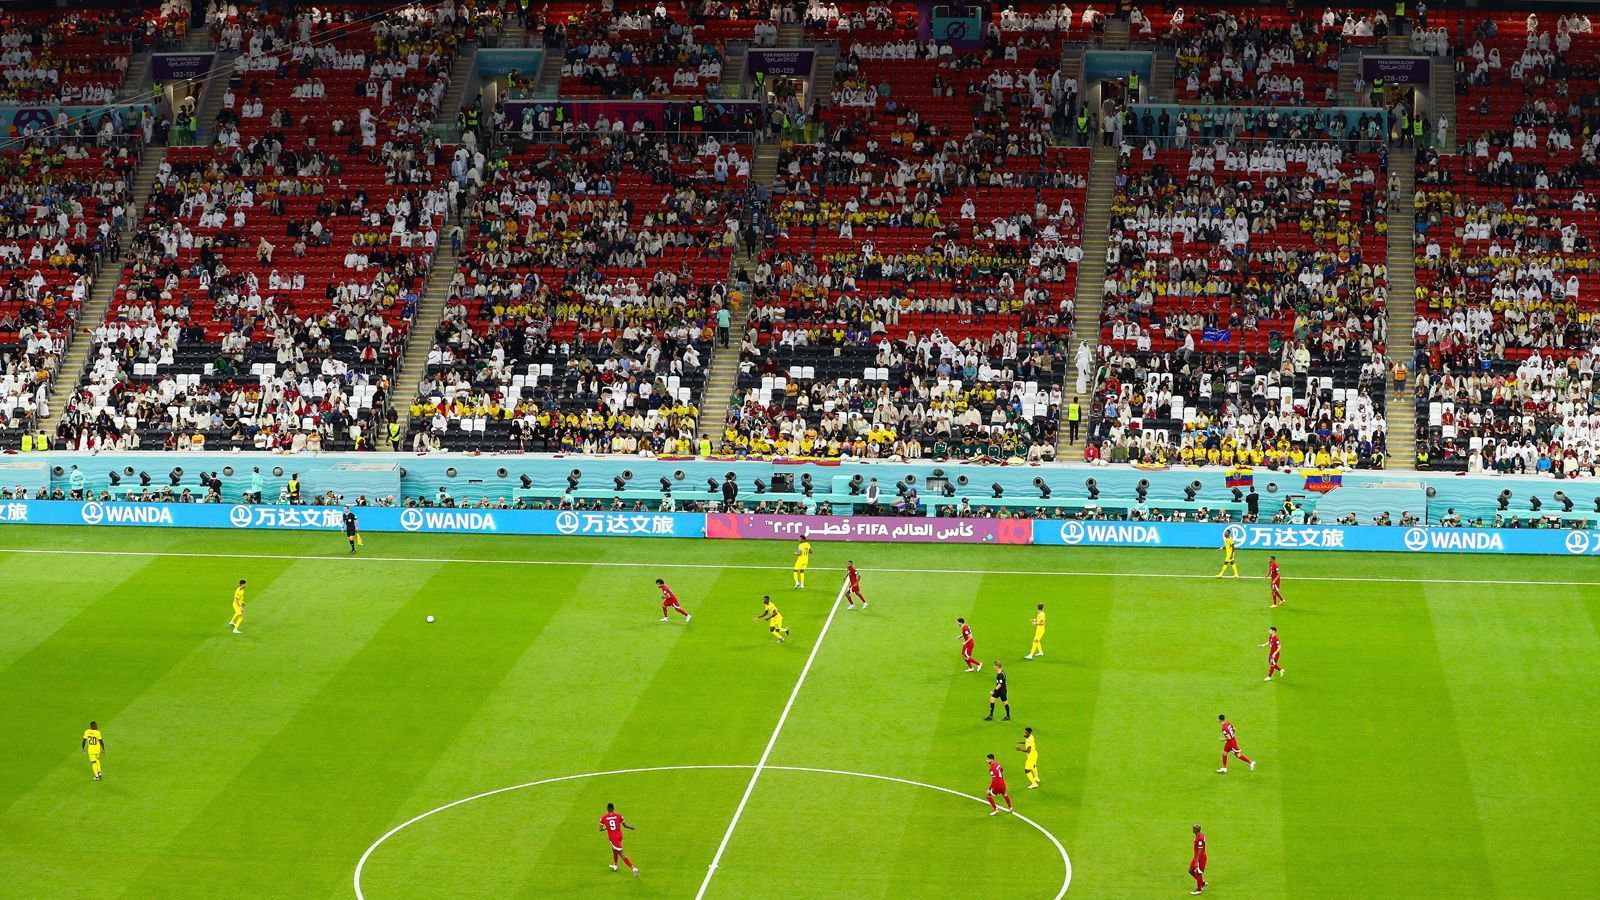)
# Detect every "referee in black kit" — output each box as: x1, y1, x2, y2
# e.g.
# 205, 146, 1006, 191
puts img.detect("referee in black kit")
343, 506, 361, 554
